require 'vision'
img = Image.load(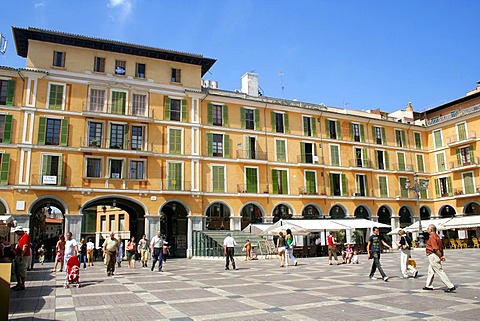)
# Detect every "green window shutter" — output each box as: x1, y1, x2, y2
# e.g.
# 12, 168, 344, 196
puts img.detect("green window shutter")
398, 153, 405, 171
360, 124, 365, 142
456, 149, 461, 165
314, 144, 318, 163
365, 176, 369, 196
417, 154, 425, 172
381, 127, 386, 145
41, 155, 50, 177
207, 133, 213, 156
336, 121, 342, 140
254, 109, 260, 130
49, 84, 63, 110
6, 80, 16, 106
464, 173, 474, 194
57, 155, 63, 186
123, 124, 129, 149
434, 131, 442, 148
37, 117, 47, 145
379, 176, 387, 197
329, 173, 334, 195
362, 148, 368, 167
415, 132, 422, 149
276, 140, 286, 162
300, 142, 306, 163
169, 129, 181, 154
420, 179, 428, 199
341, 174, 347, 196
400, 177, 409, 198
385, 151, 390, 170
281, 170, 288, 194
458, 123, 466, 140
349, 123, 354, 141
246, 168, 258, 193
164, 97, 171, 120
331, 145, 339, 166
447, 177, 453, 196
245, 137, 251, 158
59, 119, 69, 147
401, 131, 406, 147
325, 120, 330, 138
312, 118, 317, 136
223, 105, 228, 127
305, 171, 316, 194
284, 114, 290, 134
224, 134, 230, 158
208, 104, 213, 125
2, 114, 13, 144
168, 163, 181, 191
271, 112, 276, 132
303, 117, 309, 136
212, 166, 224, 193
111, 91, 126, 114
0, 153, 11, 185
240, 107, 245, 129
181, 99, 188, 122
435, 179, 440, 197
469, 145, 475, 163
272, 169, 279, 194
437, 153, 445, 171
